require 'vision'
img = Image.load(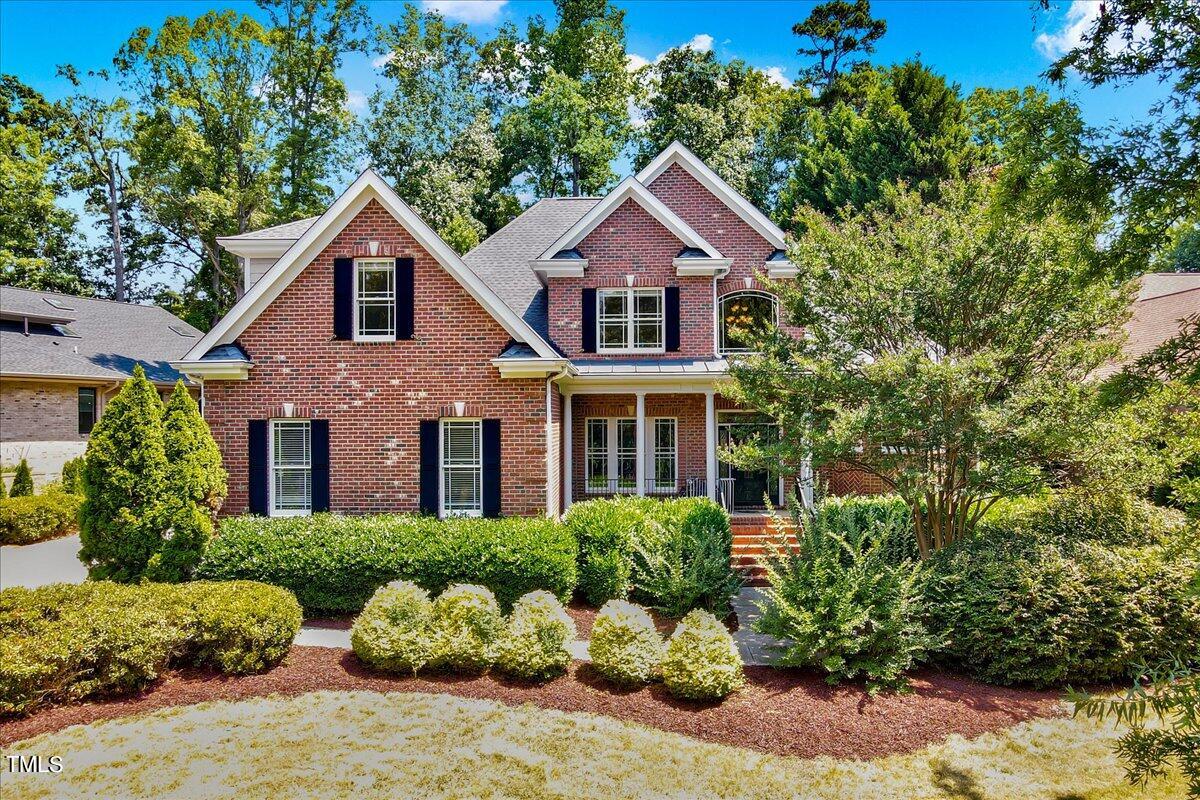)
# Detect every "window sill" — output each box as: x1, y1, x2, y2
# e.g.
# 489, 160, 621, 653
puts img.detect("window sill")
352, 335, 397, 344
268, 509, 312, 518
